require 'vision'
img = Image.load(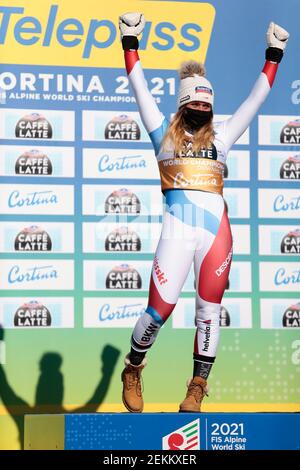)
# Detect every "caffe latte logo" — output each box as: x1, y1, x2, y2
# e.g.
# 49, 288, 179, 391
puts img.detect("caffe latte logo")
104, 114, 141, 140
14, 300, 52, 327
282, 303, 300, 327
279, 155, 300, 179
179, 141, 218, 160
15, 149, 53, 175
280, 120, 300, 144
105, 188, 141, 214
280, 229, 300, 254
105, 264, 142, 289
105, 227, 141, 252
14, 225, 52, 251
15, 113, 53, 139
